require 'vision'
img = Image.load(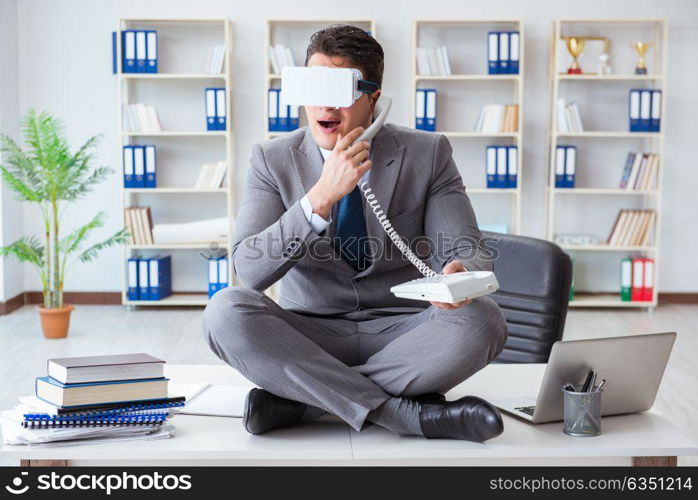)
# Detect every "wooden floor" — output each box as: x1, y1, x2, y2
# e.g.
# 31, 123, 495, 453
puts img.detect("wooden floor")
1, 302, 696, 465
